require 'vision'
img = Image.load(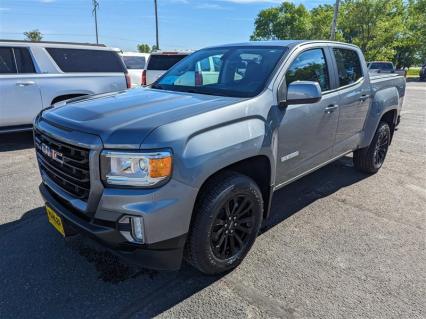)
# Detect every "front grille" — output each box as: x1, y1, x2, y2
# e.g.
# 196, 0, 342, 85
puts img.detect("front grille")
35, 130, 90, 201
